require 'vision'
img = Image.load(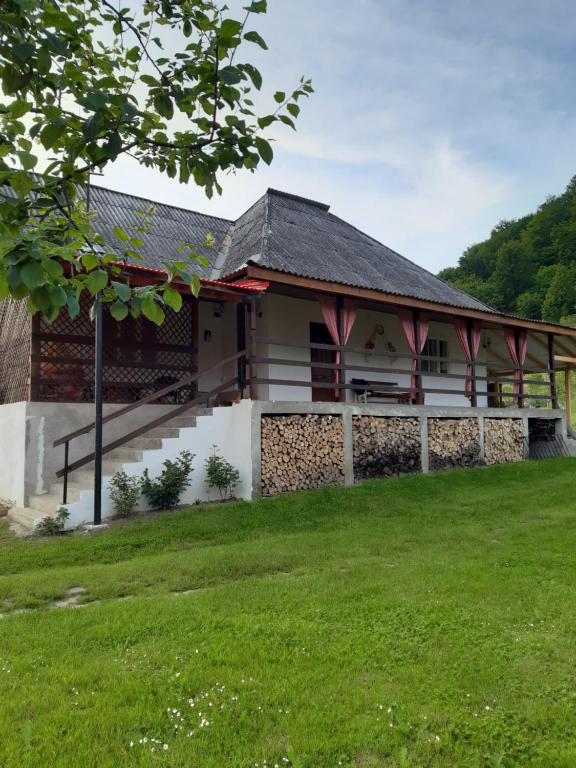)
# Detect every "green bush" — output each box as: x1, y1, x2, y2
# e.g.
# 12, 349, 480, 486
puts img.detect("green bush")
205, 445, 241, 501
109, 471, 141, 518
35, 508, 69, 536
141, 451, 195, 510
